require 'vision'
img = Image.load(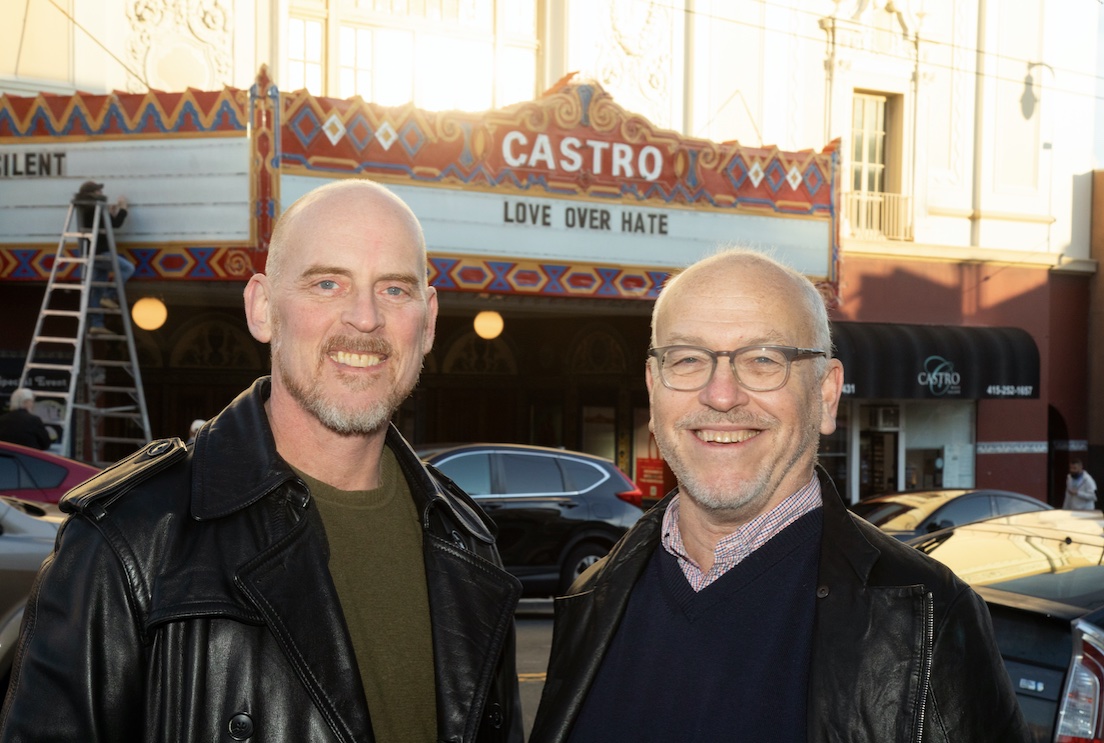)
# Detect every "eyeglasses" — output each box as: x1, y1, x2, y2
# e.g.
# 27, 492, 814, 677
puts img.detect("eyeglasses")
648, 344, 827, 392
